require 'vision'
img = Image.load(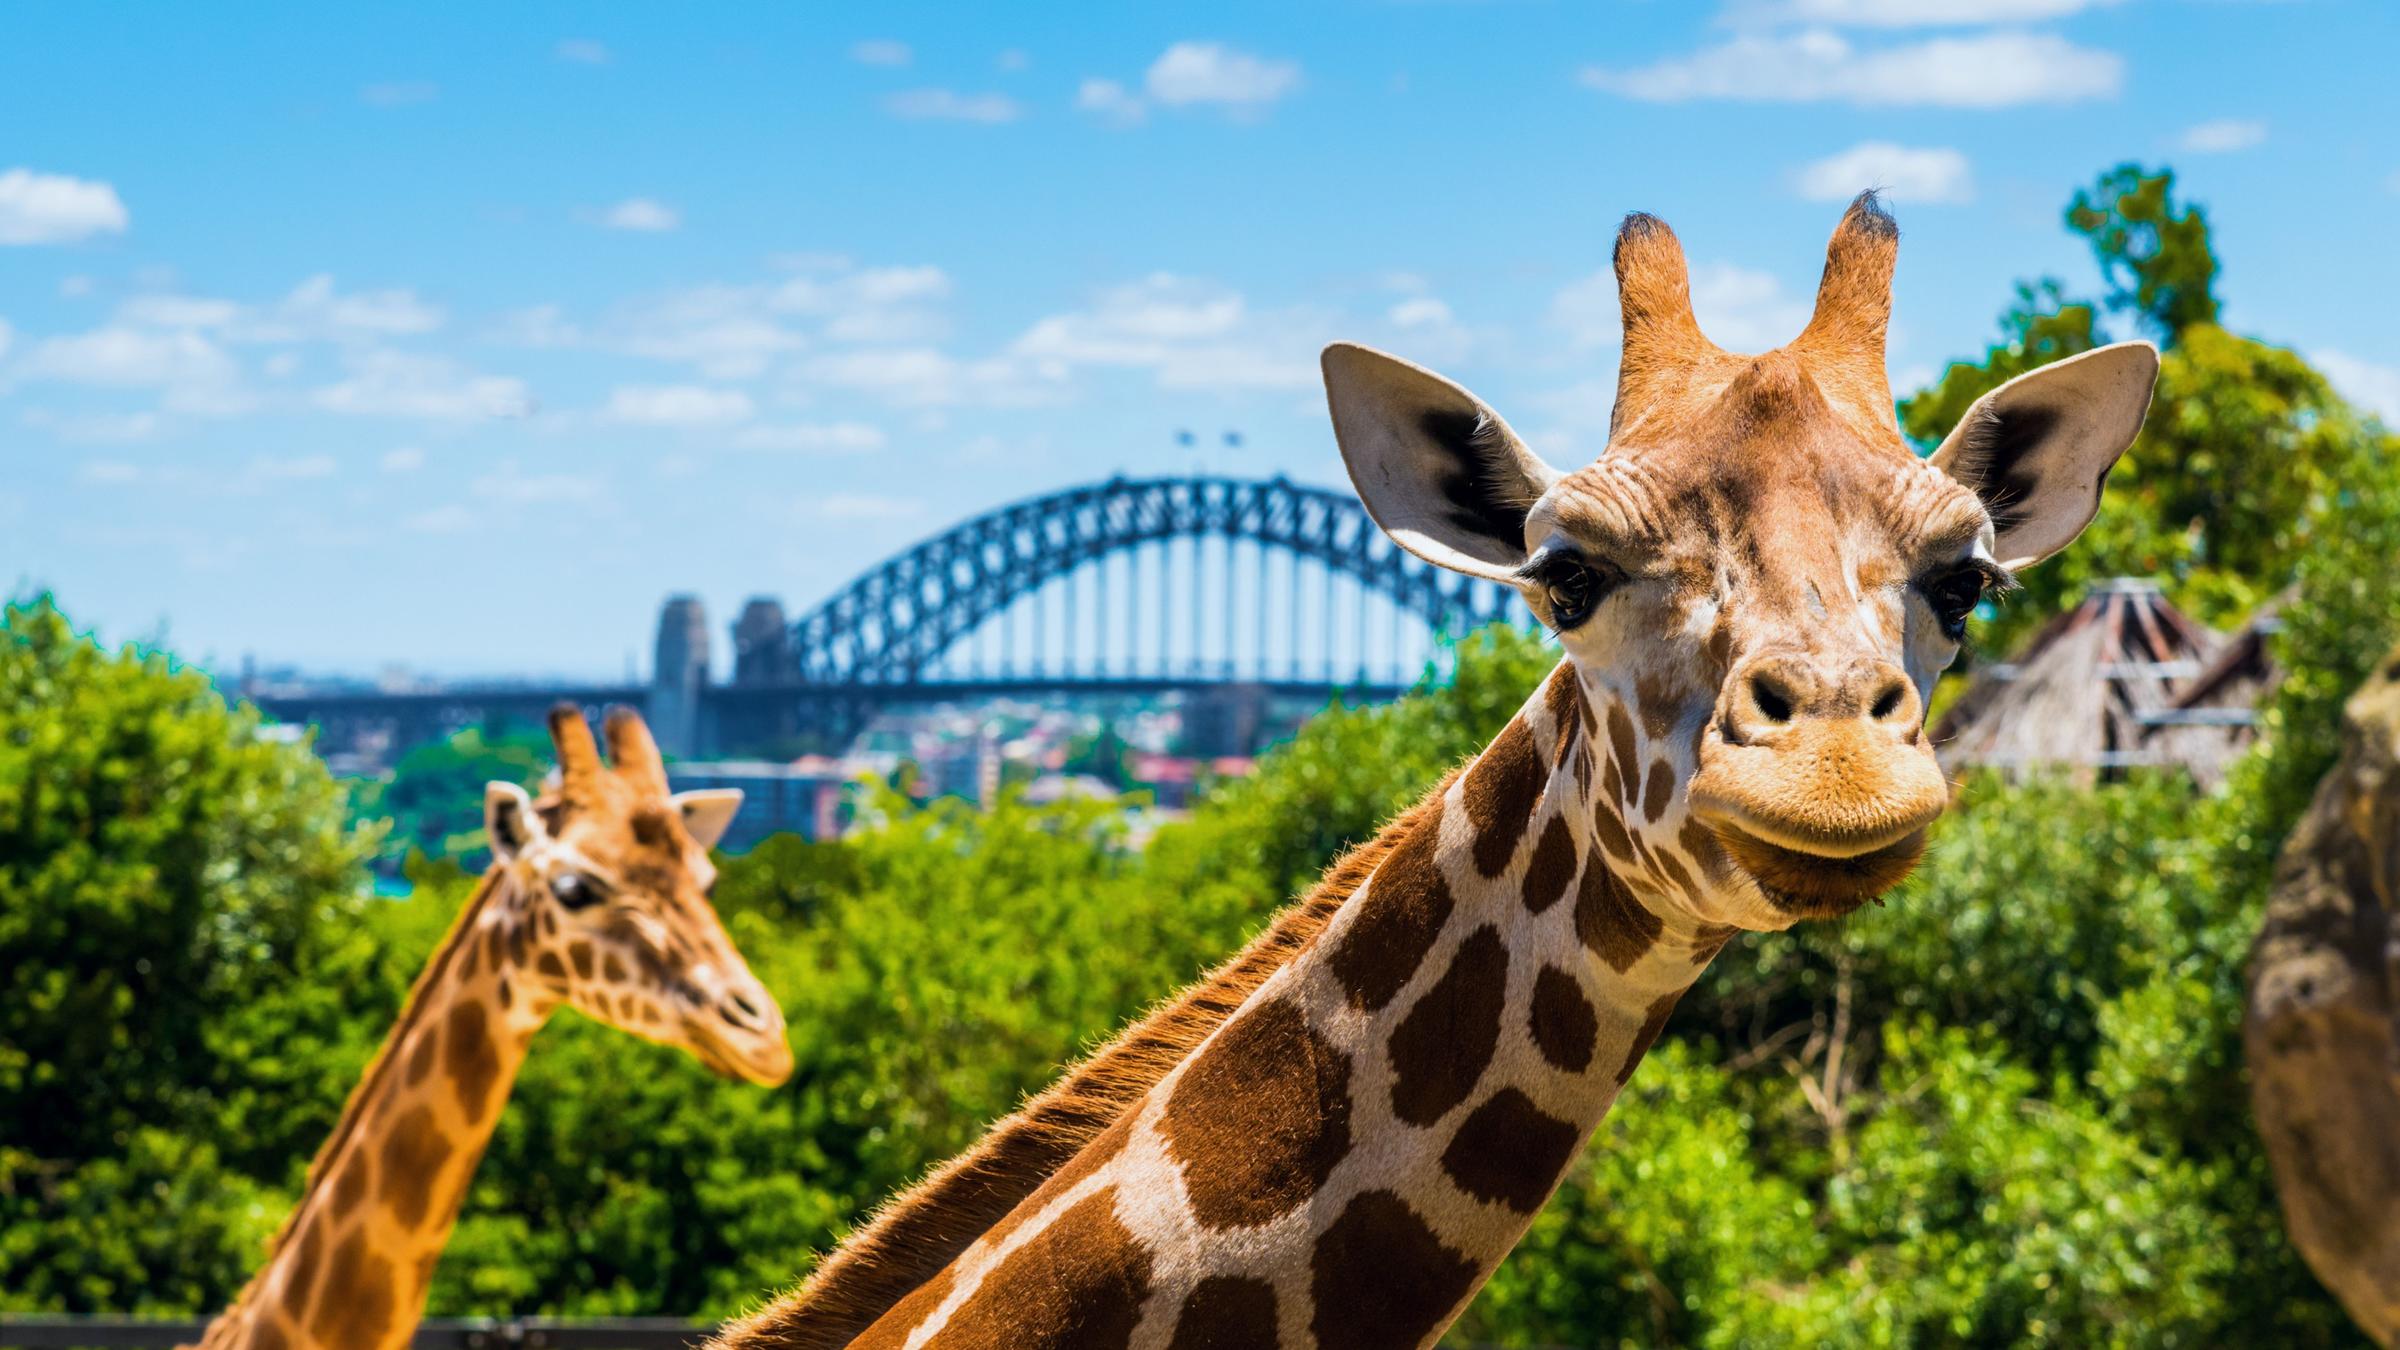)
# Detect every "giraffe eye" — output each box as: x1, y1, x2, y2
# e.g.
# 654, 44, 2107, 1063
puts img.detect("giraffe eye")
1921, 565, 1991, 641
550, 872, 601, 911
1532, 557, 1616, 631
